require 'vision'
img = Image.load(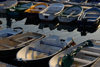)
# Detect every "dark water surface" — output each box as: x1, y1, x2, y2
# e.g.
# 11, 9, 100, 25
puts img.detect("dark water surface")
0, 18, 100, 44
